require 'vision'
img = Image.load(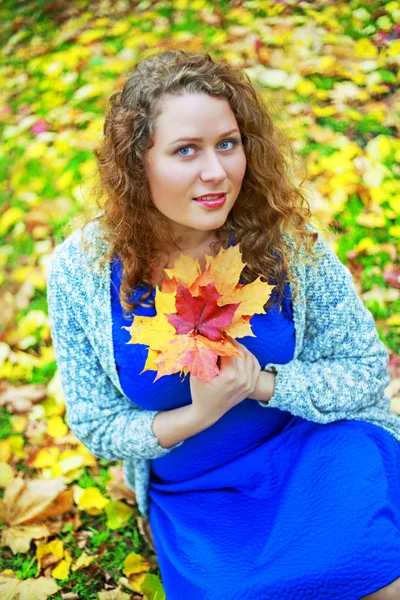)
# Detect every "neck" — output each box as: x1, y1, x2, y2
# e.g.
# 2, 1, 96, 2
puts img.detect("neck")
174, 231, 218, 253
